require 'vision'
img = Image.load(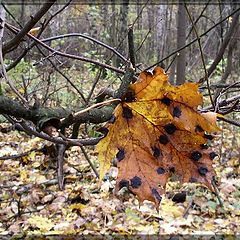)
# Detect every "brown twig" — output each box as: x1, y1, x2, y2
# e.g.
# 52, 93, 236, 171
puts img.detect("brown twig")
80, 146, 99, 179
60, 98, 121, 124
5, 1, 71, 72
211, 178, 223, 207
41, 33, 128, 64
183, 199, 193, 218
56, 144, 67, 190
34, 44, 87, 104
128, 26, 136, 71
217, 116, 240, 128
5, 23, 125, 75
203, 94, 240, 111
0, 147, 43, 161
3, 0, 56, 54
199, 10, 240, 82
184, 4, 214, 108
